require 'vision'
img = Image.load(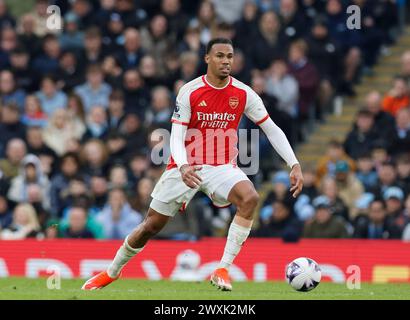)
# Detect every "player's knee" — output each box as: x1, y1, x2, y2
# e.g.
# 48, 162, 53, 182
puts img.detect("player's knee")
241, 192, 259, 210
141, 221, 163, 237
